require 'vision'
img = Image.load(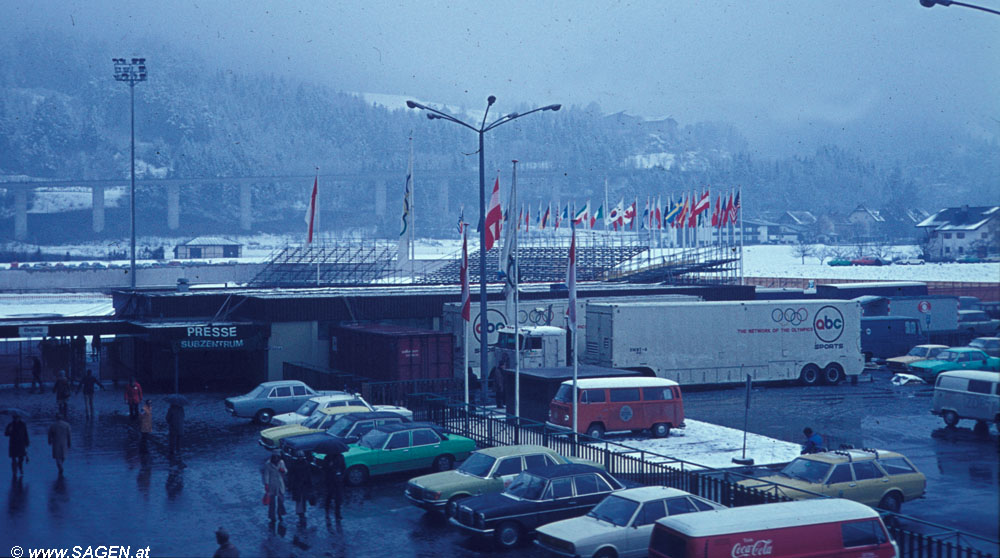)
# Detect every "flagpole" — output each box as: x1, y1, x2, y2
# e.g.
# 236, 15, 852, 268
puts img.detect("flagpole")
569, 217, 578, 440
409, 137, 415, 279
603, 178, 609, 233
739, 186, 744, 286
512, 160, 521, 420
464, 312, 470, 406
